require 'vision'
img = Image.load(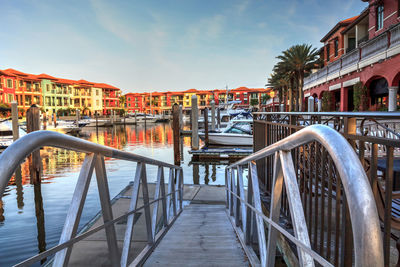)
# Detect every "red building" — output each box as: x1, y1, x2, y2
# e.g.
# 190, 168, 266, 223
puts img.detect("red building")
0, 70, 17, 104
97, 83, 121, 115
125, 93, 143, 113
304, 0, 400, 112
3, 69, 42, 113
